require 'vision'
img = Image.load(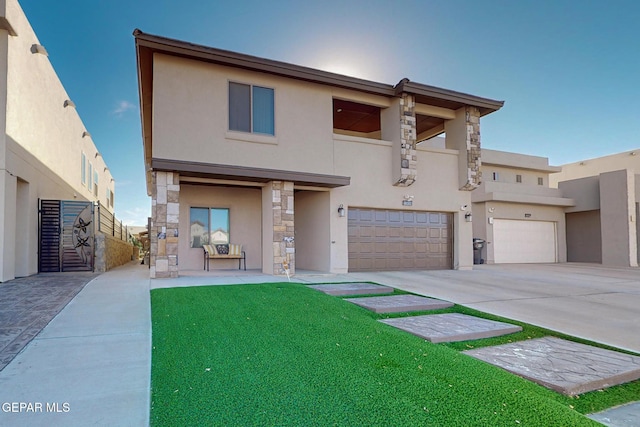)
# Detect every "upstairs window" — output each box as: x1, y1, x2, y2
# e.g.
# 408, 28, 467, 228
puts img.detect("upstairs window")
81, 152, 86, 185
94, 171, 99, 196
88, 163, 93, 191
229, 82, 274, 135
